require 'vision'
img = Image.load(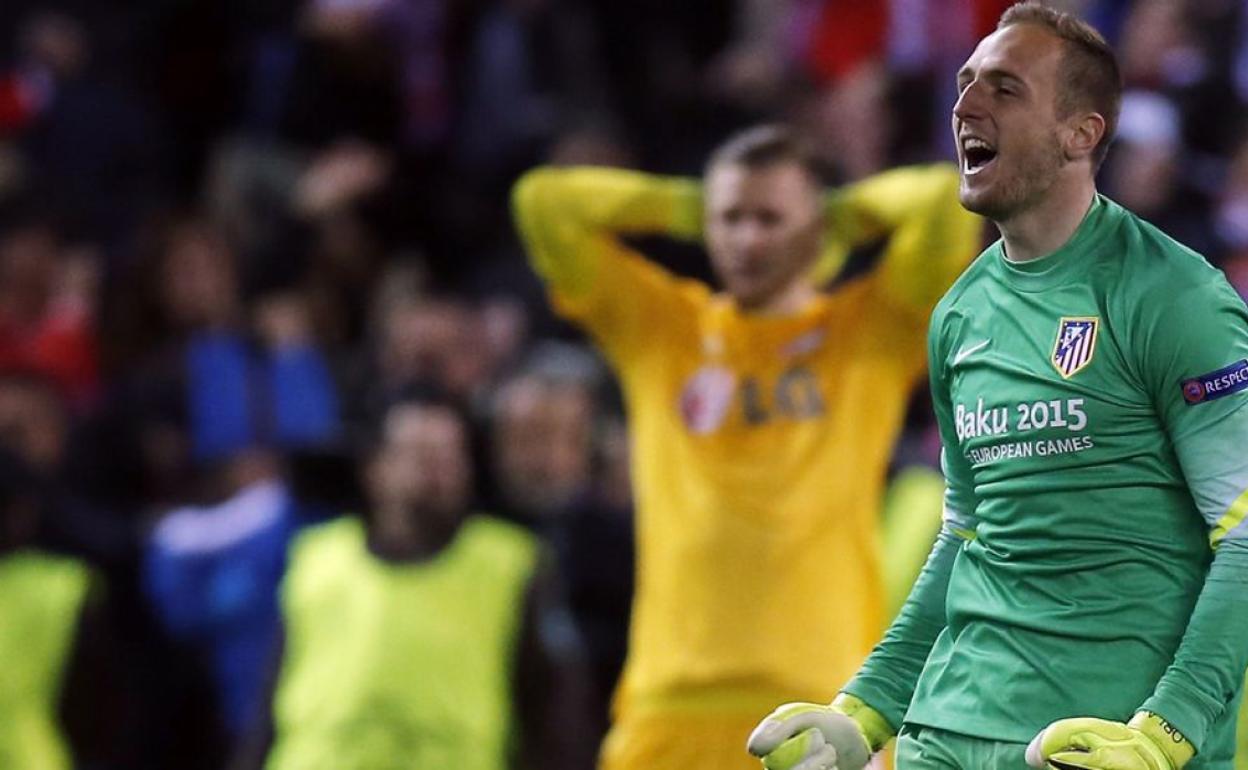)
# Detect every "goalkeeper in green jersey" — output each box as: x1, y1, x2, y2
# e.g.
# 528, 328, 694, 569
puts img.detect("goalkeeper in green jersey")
748, 3, 1248, 770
